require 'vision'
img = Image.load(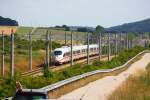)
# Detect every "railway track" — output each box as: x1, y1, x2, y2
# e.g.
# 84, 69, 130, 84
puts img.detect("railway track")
21, 55, 113, 77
